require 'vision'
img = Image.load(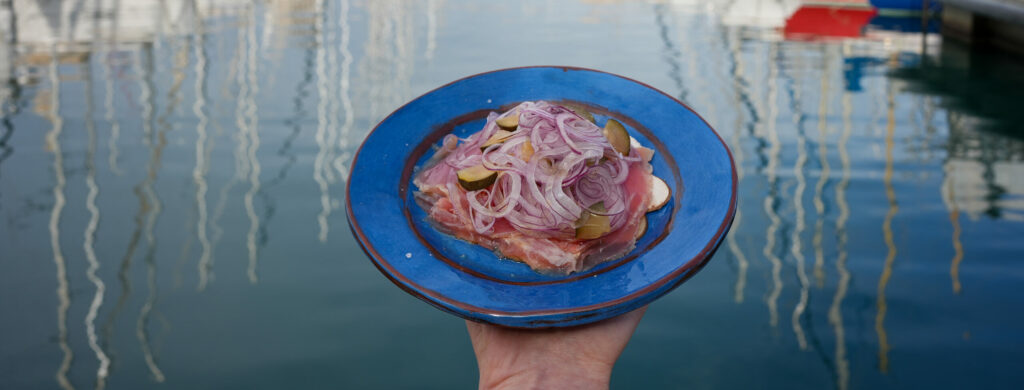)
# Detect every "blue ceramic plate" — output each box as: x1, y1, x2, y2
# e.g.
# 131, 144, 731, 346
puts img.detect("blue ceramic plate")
347, 67, 736, 328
